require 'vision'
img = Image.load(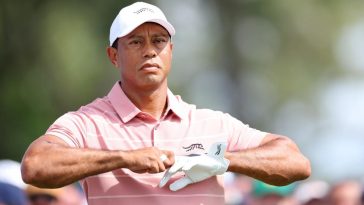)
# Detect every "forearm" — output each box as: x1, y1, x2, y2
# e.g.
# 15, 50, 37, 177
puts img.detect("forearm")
225, 134, 311, 186
21, 135, 174, 188
21, 137, 126, 188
